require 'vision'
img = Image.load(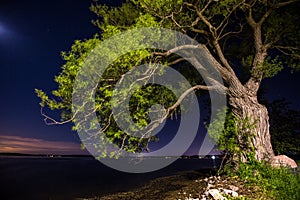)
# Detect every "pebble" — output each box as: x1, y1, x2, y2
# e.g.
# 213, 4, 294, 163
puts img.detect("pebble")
229, 185, 239, 192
